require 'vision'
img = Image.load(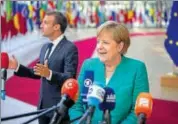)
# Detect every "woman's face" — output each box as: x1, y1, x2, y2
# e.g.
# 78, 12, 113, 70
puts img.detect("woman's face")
96, 30, 123, 64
